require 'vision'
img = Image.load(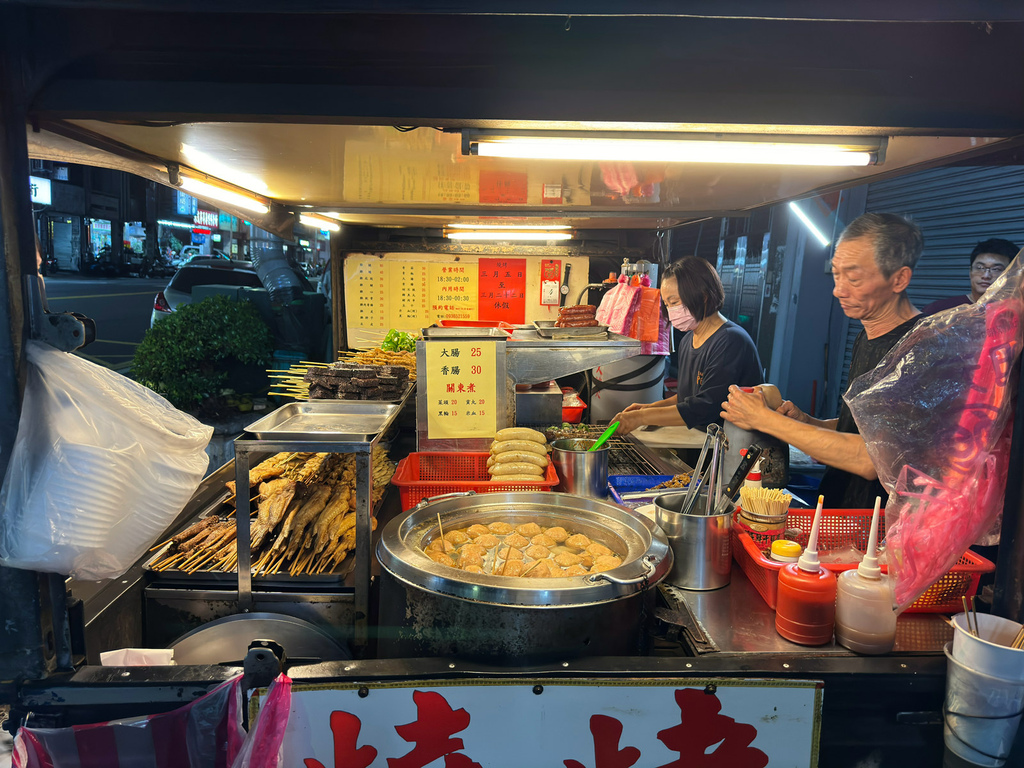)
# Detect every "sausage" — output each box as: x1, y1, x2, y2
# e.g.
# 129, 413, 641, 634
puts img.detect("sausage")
494, 427, 546, 444
558, 305, 596, 316
490, 451, 549, 468
491, 474, 547, 483
490, 439, 548, 456
489, 462, 545, 476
